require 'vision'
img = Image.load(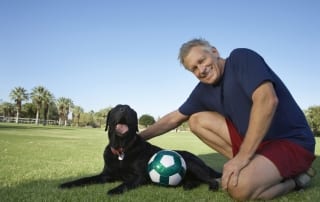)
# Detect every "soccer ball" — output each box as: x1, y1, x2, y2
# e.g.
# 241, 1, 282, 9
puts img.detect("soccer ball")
147, 150, 187, 186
